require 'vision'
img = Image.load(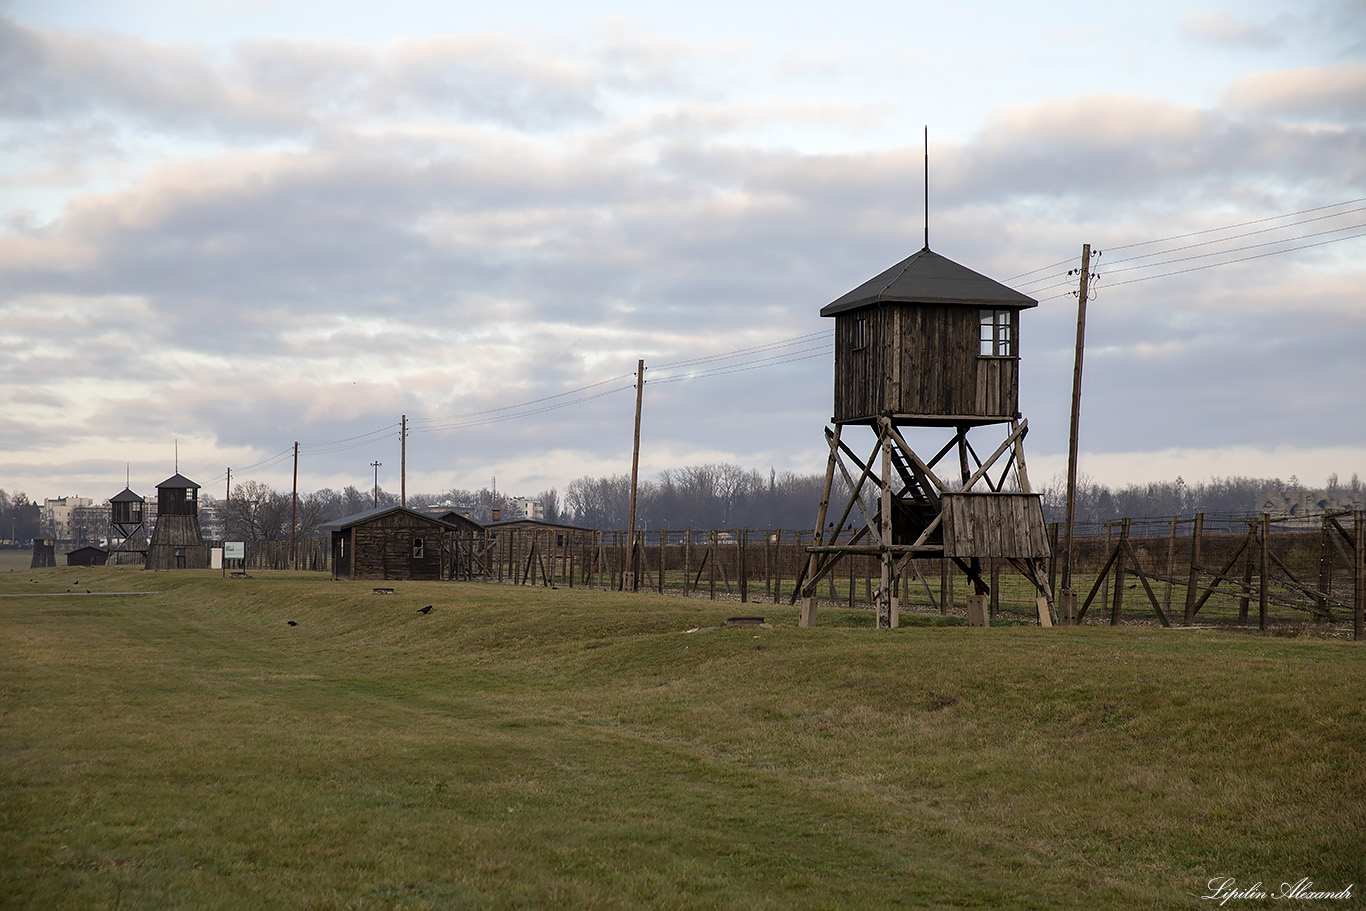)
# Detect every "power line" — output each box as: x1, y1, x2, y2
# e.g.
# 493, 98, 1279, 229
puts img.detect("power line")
414, 382, 638, 432
651, 341, 833, 384
1016, 196, 1366, 299
1099, 221, 1366, 278
1095, 228, 1366, 292
1103, 196, 1366, 253
409, 373, 634, 432
1100, 205, 1366, 269
652, 331, 827, 370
